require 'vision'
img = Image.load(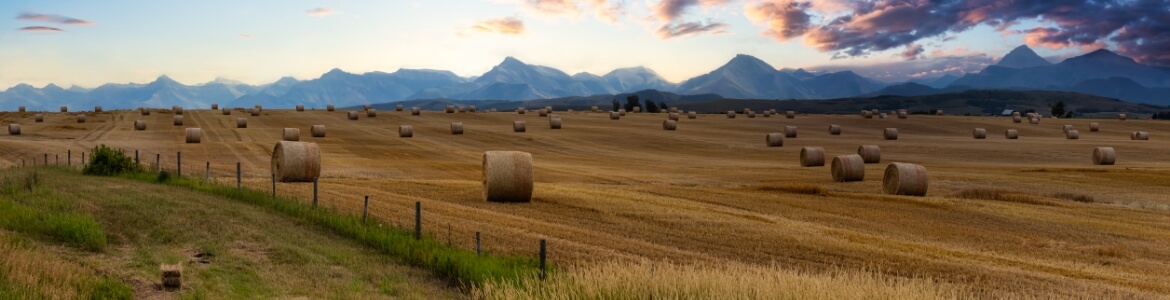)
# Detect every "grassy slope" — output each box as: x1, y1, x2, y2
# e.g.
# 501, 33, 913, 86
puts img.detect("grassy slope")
0, 168, 461, 299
